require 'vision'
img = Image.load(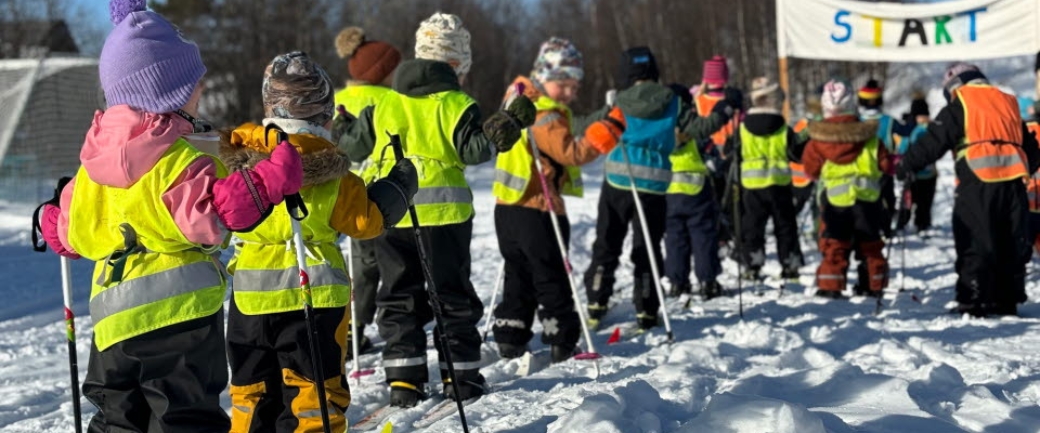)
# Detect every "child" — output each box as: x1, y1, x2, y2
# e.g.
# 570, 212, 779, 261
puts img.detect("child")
802, 79, 891, 299
732, 77, 805, 281
694, 56, 743, 245
491, 37, 619, 363
584, 46, 737, 330
222, 52, 416, 432
38, 1, 302, 430
894, 94, 937, 234
663, 83, 722, 299
333, 26, 403, 357
336, 12, 535, 407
